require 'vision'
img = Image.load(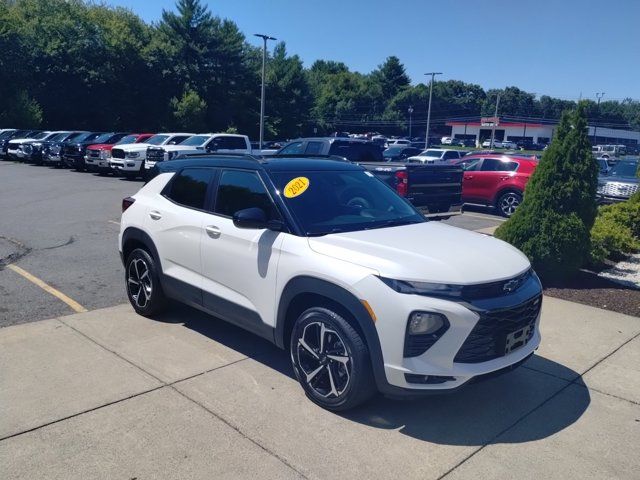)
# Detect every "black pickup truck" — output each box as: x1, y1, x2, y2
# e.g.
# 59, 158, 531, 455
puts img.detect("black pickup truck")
274, 137, 463, 218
